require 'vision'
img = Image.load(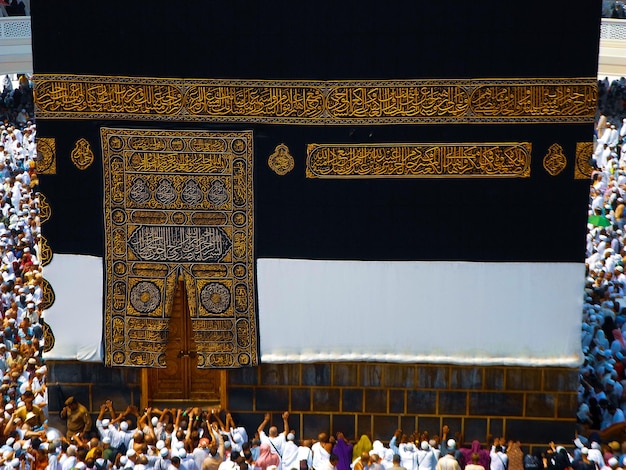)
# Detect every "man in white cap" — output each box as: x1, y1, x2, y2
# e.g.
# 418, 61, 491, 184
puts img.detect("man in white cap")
280, 432, 299, 470
603, 457, 620, 470
435, 440, 460, 470
489, 440, 507, 470
398, 441, 417, 470
415, 442, 437, 470
225, 412, 248, 454
96, 400, 116, 443
588, 442, 605, 469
